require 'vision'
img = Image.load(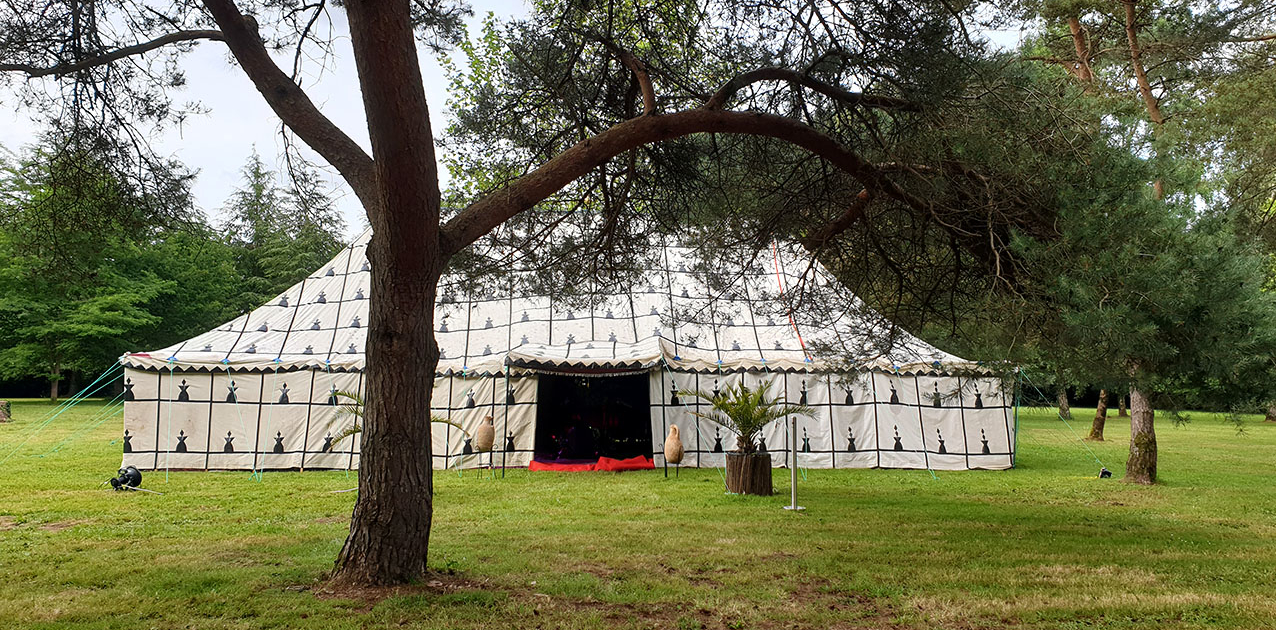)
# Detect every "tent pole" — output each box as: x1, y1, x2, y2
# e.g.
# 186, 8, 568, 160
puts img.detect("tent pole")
783, 414, 803, 511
